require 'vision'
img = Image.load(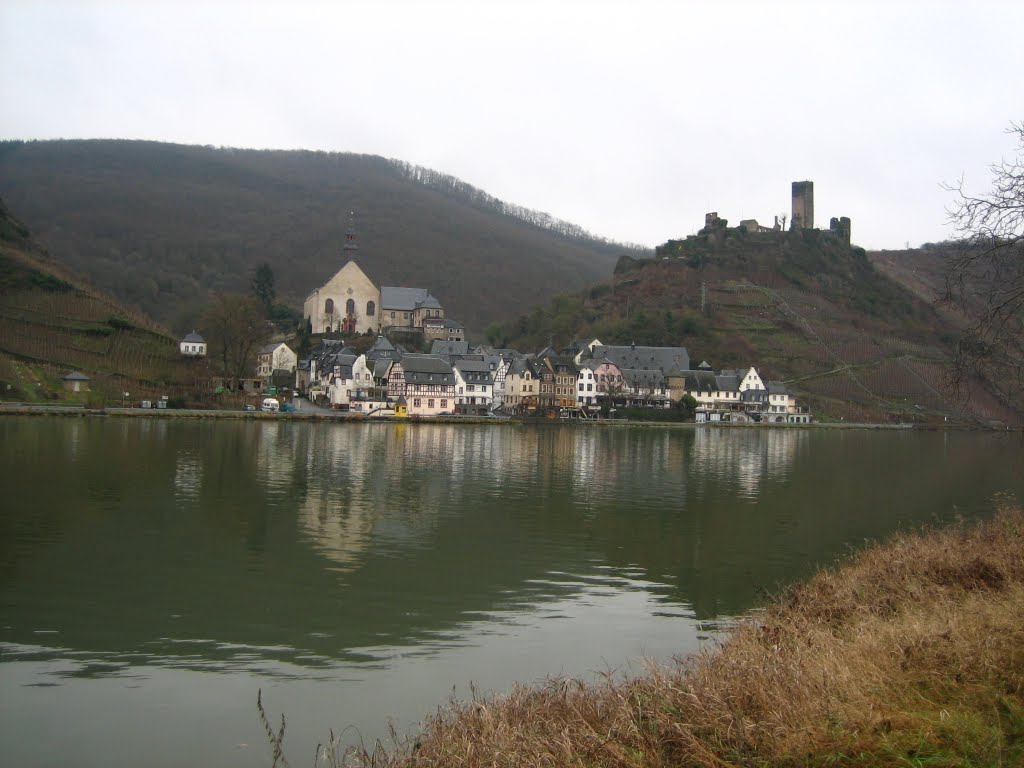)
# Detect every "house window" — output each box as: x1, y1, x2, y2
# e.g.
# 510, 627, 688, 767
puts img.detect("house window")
441, 399, 447, 408
587, 383, 593, 391
404, 312, 409, 319
325, 298, 334, 314
428, 399, 435, 408
391, 311, 396, 319
366, 301, 375, 316
346, 298, 355, 316
414, 398, 421, 407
